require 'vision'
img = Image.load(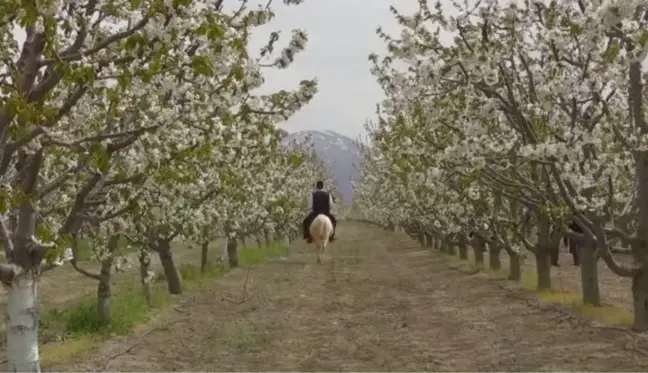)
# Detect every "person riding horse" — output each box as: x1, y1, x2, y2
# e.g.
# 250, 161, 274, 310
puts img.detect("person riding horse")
302, 181, 337, 243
